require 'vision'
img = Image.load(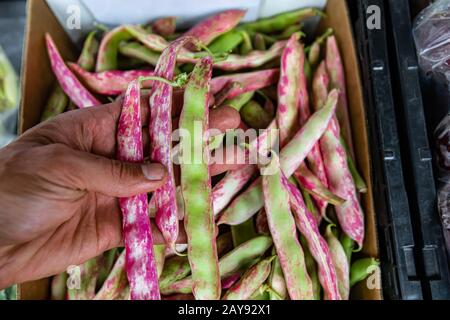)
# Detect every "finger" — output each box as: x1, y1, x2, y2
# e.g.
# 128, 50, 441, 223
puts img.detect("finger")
57, 145, 168, 197
209, 105, 241, 133
29, 92, 152, 159
173, 89, 216, 118
115, 220, 187, 246
210, 144, 247, 176
172, 105, 241, 132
